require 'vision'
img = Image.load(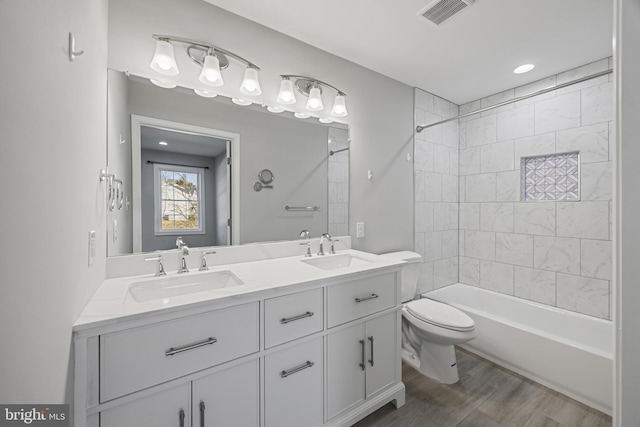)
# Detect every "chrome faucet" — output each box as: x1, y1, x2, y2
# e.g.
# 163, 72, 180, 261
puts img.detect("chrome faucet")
318, 233, 332, 256
199, 250, 217, 271
176, 237, 189, 273
299, 230, 312, 257
145, 255, 166, 276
